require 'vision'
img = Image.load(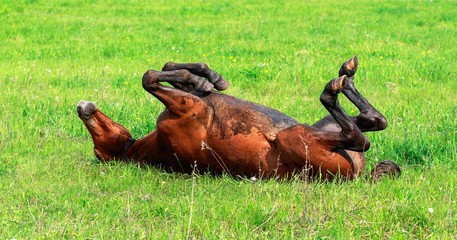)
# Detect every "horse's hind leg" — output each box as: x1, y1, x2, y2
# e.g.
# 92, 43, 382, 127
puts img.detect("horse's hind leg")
339, 56, 387, 131
162, 62, 229, 91
319, 75, 370, 152
313, 56, 387, 132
